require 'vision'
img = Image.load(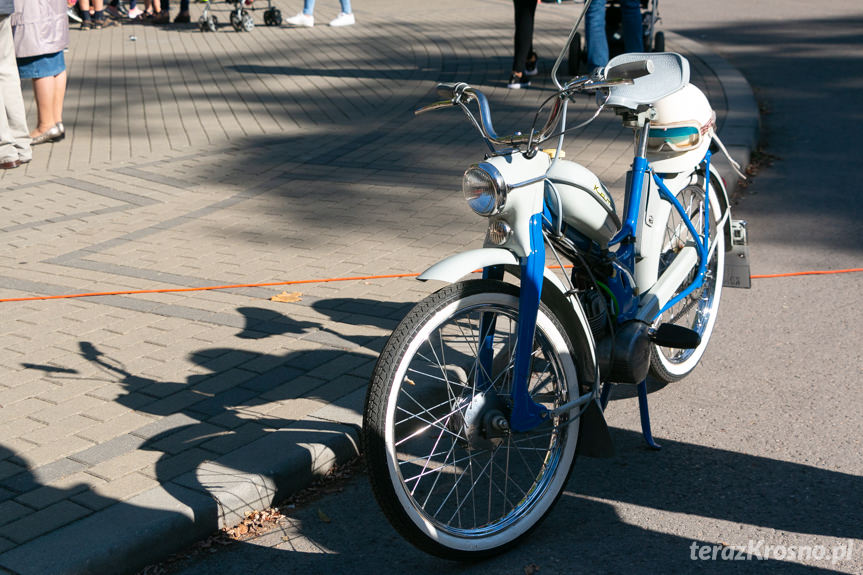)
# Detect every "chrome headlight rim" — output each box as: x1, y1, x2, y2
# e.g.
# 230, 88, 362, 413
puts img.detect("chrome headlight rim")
463, 162, 508, 216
